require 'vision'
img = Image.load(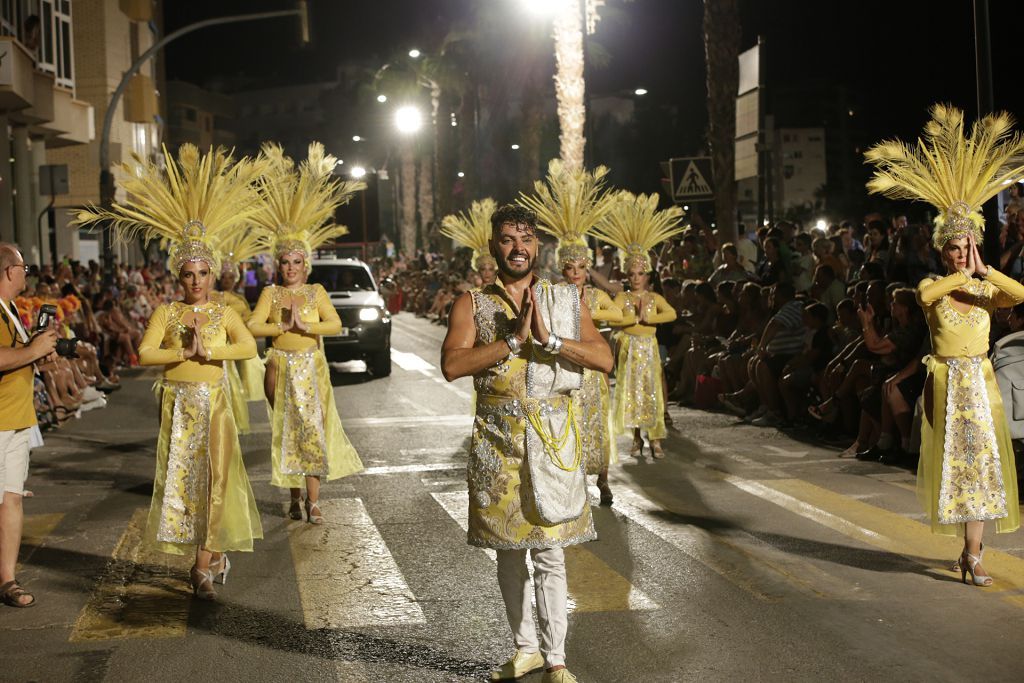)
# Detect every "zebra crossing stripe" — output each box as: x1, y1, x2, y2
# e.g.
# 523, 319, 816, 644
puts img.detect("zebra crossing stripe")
430, 491, 658, 613
289, 498, 426, 628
